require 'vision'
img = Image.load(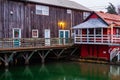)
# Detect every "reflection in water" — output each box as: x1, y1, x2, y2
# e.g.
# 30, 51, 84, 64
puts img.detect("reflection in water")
0, 62, 120, 80
0, 68, 12, 80
110, 65, 120, 80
